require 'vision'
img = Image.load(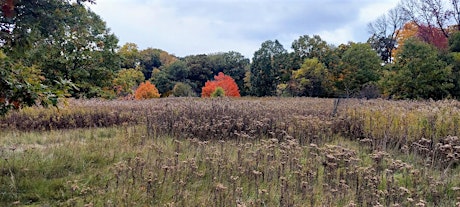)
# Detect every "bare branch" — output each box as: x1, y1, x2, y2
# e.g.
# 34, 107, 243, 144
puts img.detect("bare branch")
451, 0, 460, 30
